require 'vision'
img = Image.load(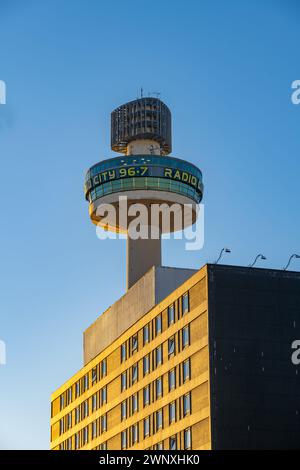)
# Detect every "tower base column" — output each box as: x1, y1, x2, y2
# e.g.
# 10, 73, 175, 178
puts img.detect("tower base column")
126, 232, 161, 290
